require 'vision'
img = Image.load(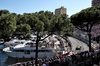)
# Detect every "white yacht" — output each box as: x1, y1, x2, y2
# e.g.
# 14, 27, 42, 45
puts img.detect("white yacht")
0, 39, 4, 44
0, 39, 5, 50
4, 39, 26, 47
3, 41, 56, 58
0, 45, 4, 51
